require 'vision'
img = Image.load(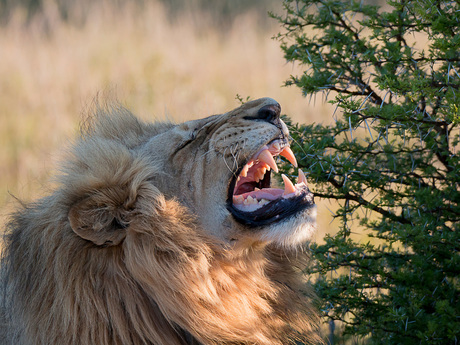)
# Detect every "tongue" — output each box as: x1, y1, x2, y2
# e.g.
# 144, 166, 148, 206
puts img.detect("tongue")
235, 182, 258, 194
